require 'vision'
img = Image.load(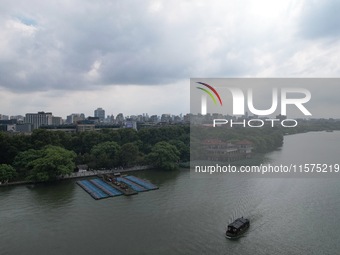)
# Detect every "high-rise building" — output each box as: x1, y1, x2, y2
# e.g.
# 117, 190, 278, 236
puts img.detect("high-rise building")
10, 115, 25, 122
66, 113, 85, 124
25, 112, 53, 129
161, 114, 171, 123
115, 113, 124, 125
108, 115, 115, 123
0, 114, 9, 120
149, 115, 158, 123
94, 108, 105, 122
52, 117, 63, 126
143, 113, 149, 122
